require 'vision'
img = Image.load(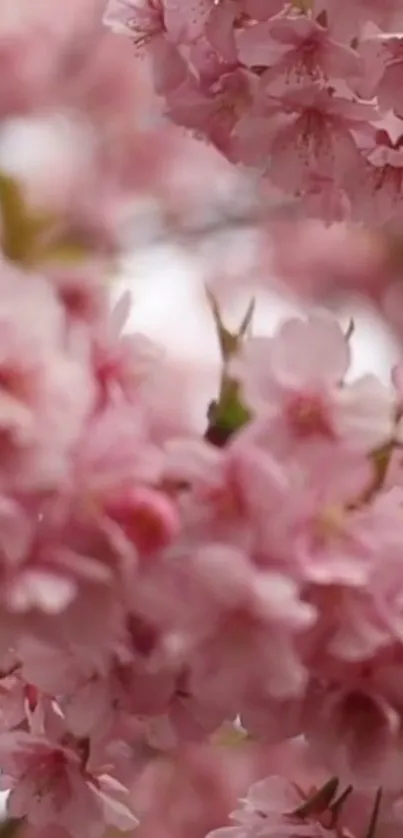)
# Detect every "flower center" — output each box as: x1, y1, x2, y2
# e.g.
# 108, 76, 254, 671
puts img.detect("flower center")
286, 392, 333, 439
316, 504, 345, 540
